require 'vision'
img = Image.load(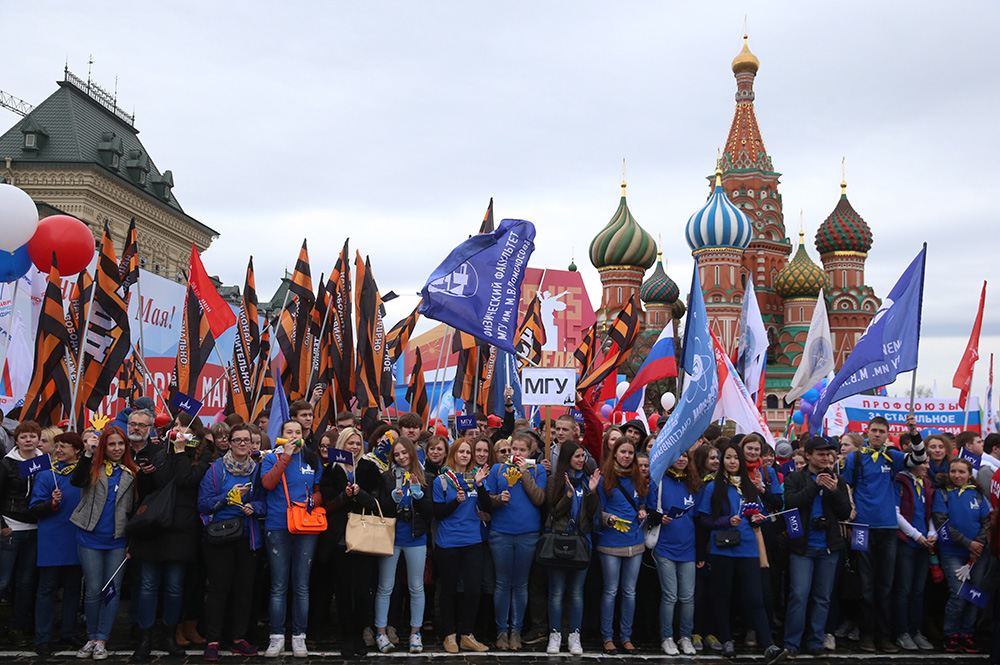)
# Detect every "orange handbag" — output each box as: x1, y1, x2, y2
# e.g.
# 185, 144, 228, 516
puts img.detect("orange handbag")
282, 473, 327, 534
